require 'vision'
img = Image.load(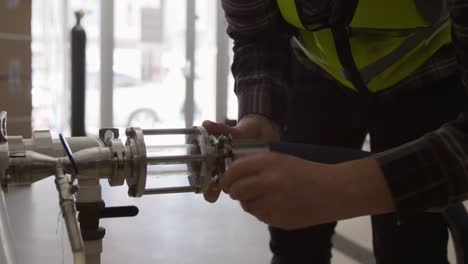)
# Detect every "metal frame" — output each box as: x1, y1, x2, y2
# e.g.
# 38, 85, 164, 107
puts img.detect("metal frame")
215, 1, 230, 123
98, 0, 206, 129
100, 0, 115, 128
62, 0, 71, 133
97, 0, 231, 129
185, 0, 196, 128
